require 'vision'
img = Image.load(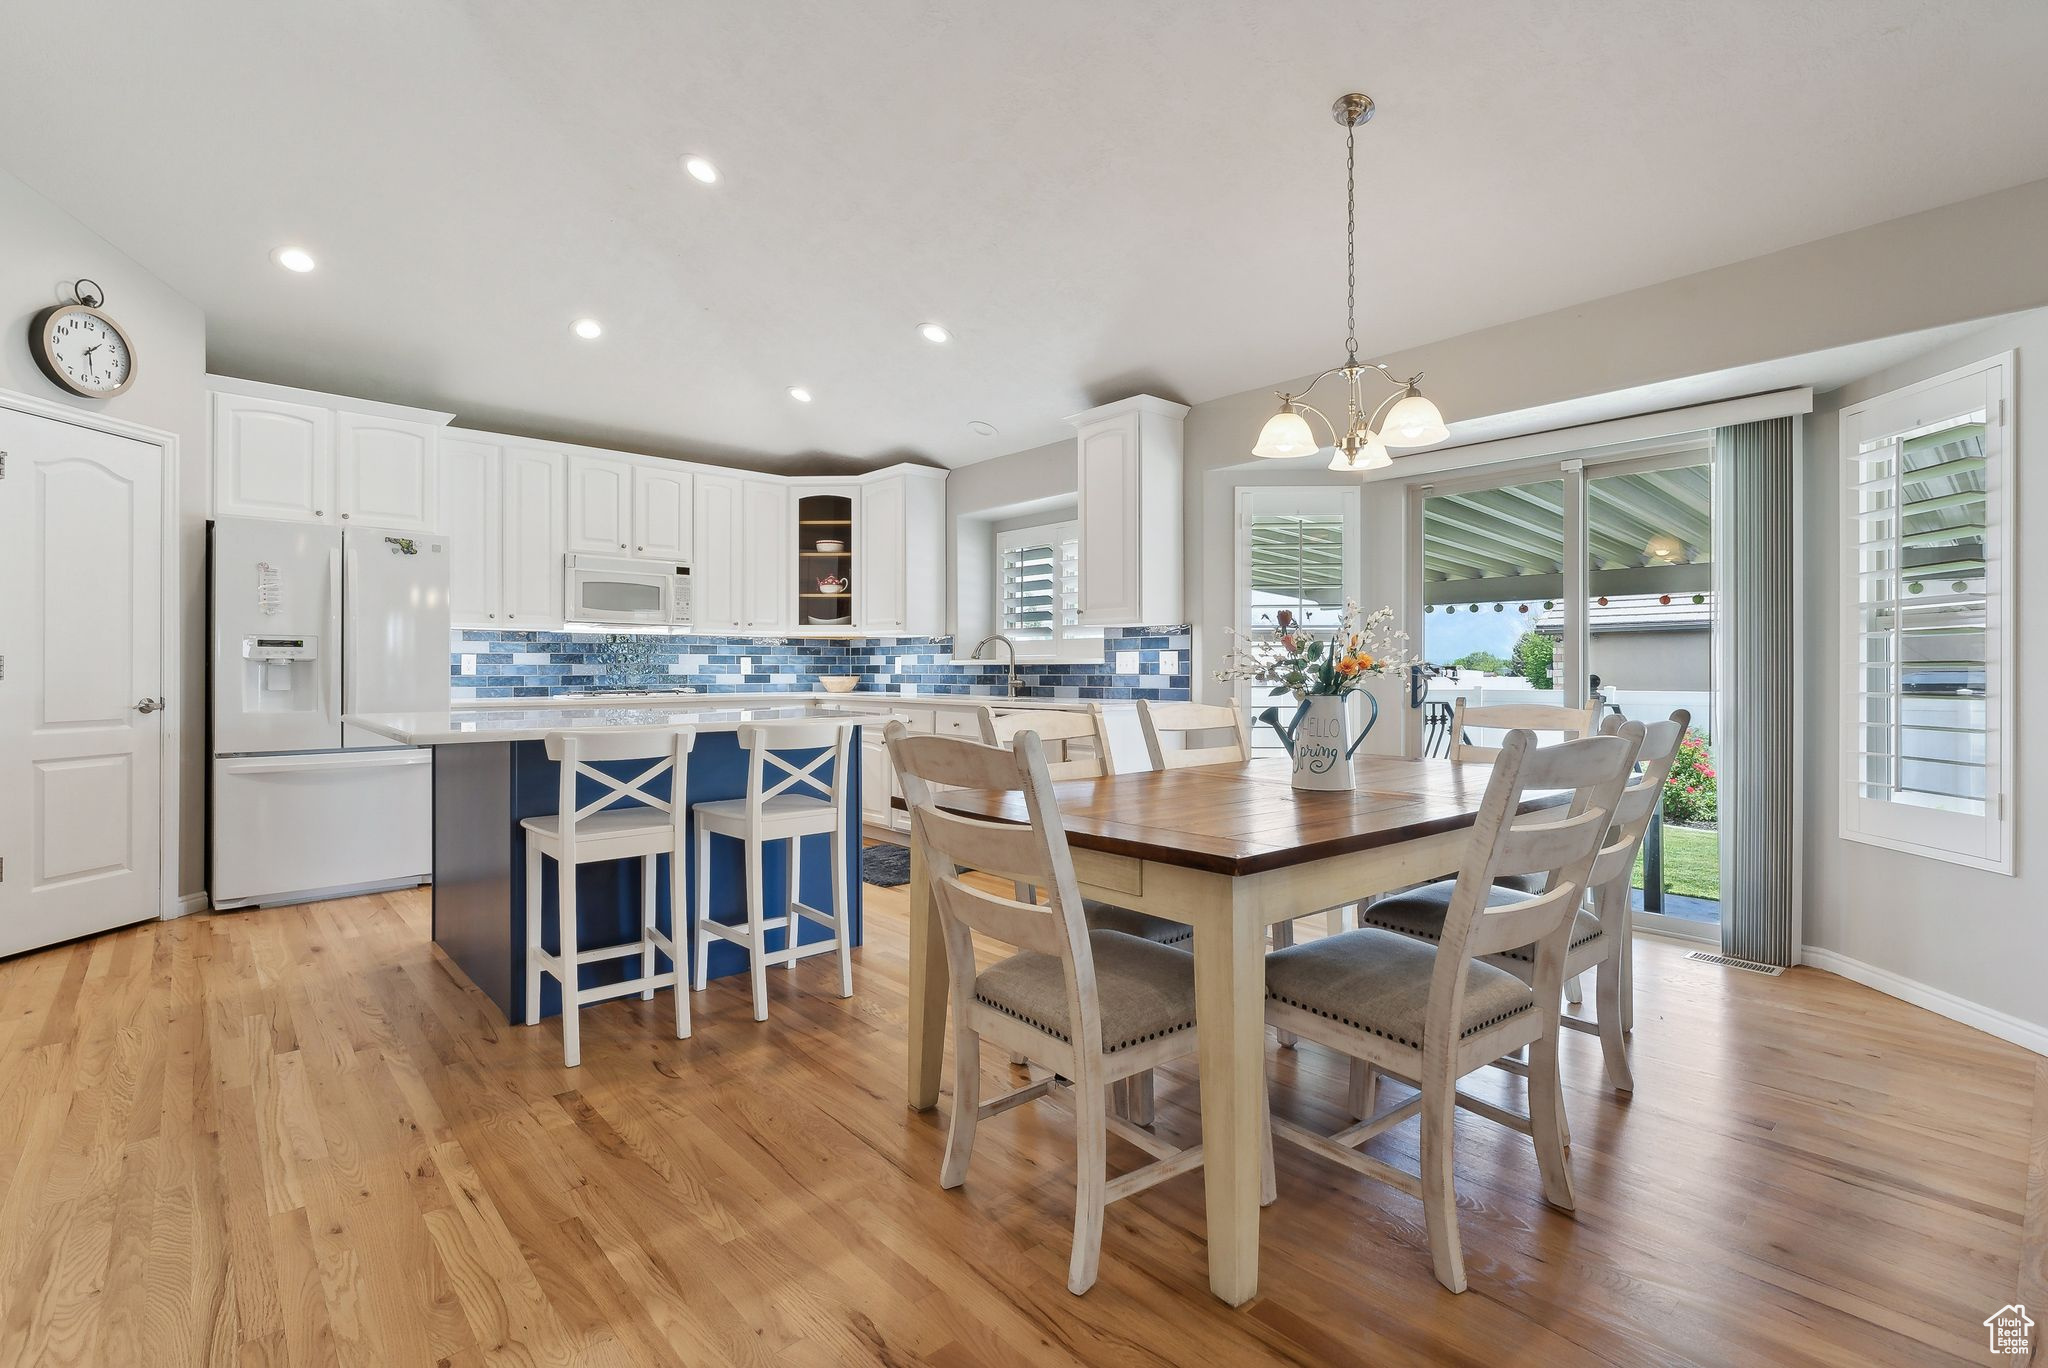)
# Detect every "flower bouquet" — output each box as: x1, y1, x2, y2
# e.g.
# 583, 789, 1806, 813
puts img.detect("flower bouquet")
1216, 600, 1416, 790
